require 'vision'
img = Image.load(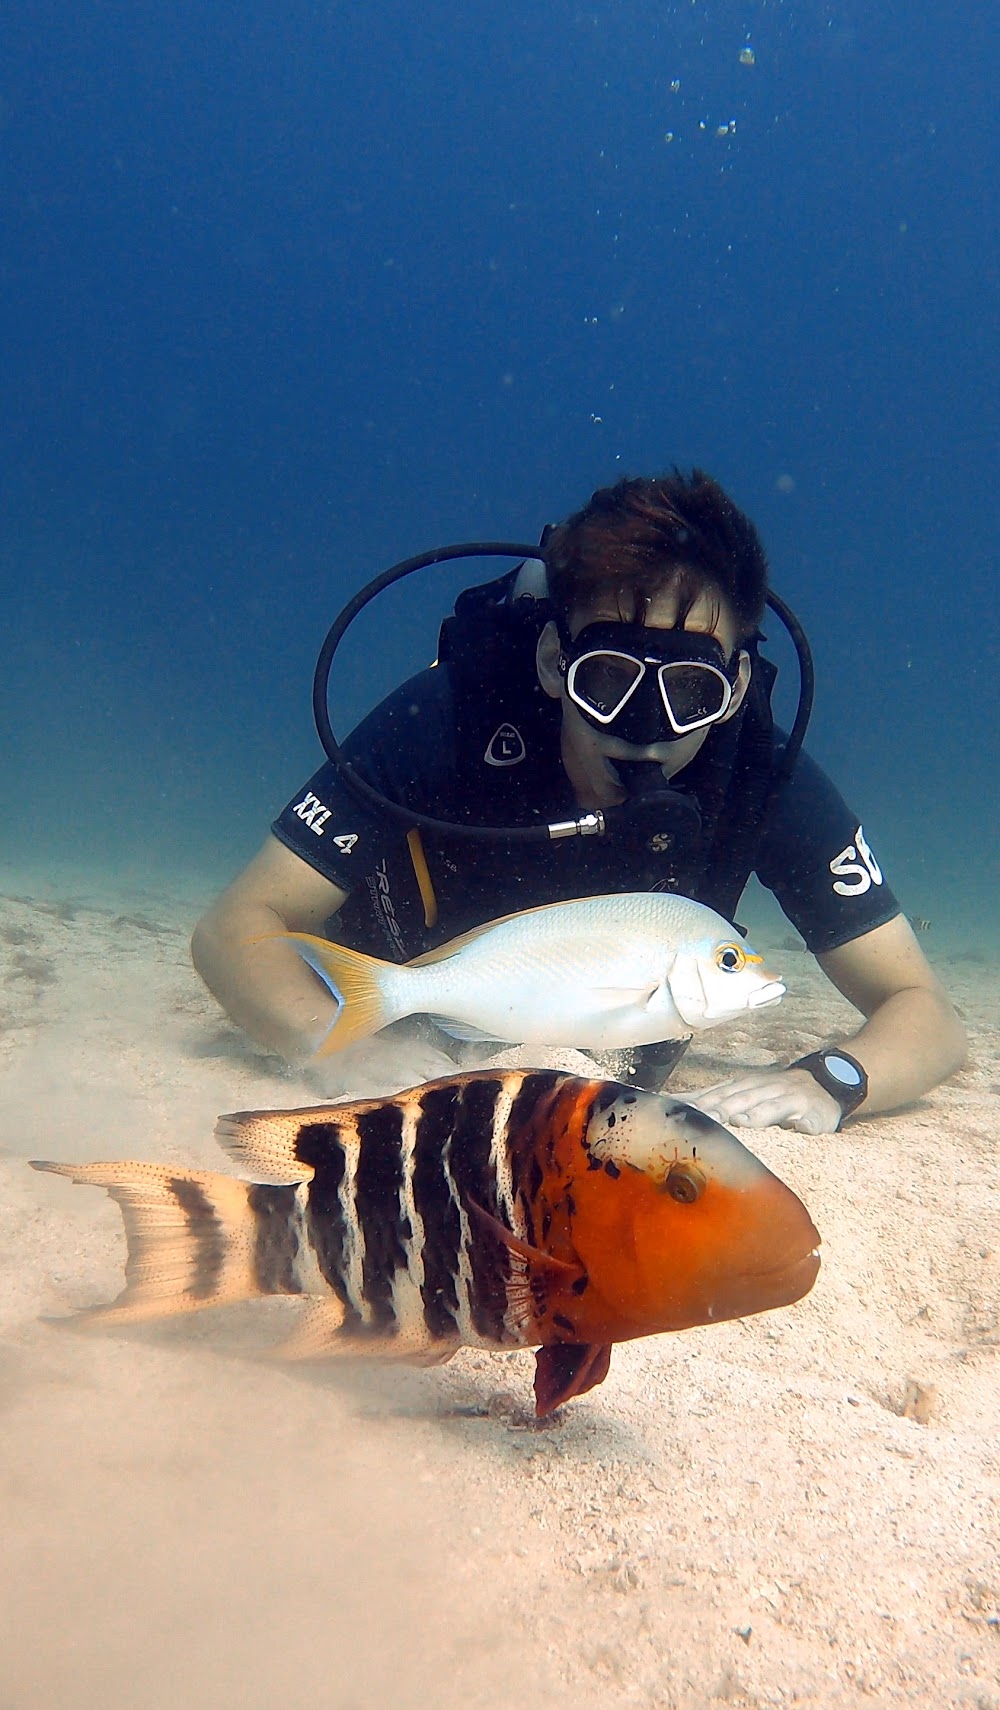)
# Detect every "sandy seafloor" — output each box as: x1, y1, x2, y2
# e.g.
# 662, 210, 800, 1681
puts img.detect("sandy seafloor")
1, 864, 998, 1710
